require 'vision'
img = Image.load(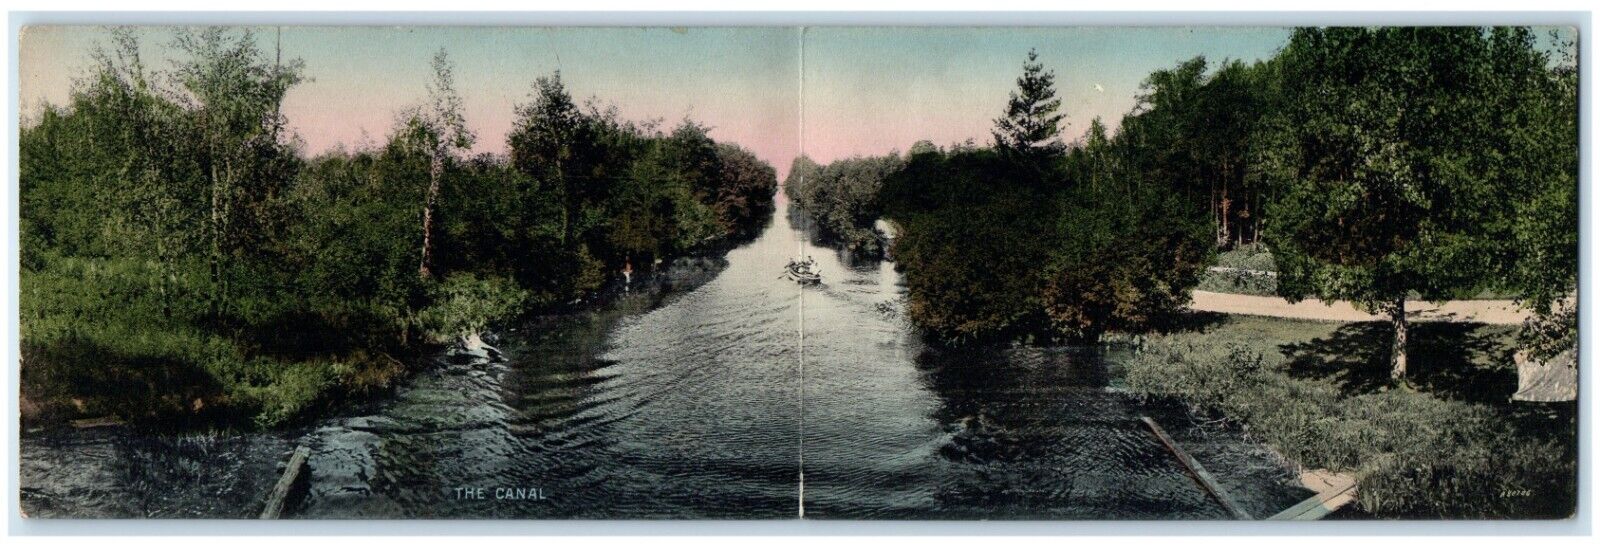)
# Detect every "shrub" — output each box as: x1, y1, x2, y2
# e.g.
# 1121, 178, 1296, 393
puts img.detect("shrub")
1197, 269, 1279, 296
414, 273, 530, 344
1214, 245, 1277, 272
